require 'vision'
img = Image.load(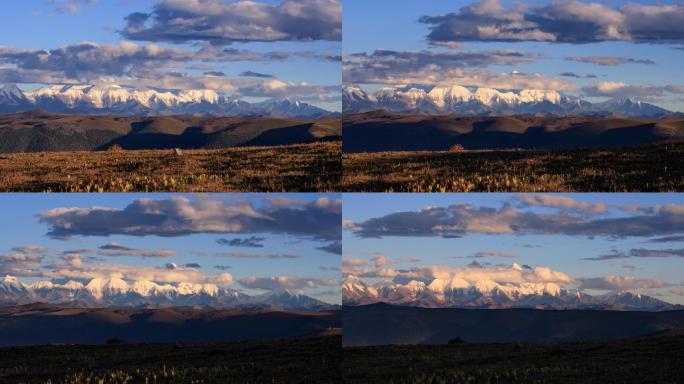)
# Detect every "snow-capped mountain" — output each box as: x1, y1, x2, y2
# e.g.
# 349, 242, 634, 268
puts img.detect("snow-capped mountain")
342, 275, 677, 311
343, 84, 678, 118
0, 84, 334, 118
0, 276, 334, 311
